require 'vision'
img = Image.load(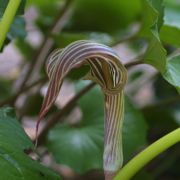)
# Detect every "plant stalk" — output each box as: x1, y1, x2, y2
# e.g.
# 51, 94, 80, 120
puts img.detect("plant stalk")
114, 128, 180, 180
0, 0, 21, 50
